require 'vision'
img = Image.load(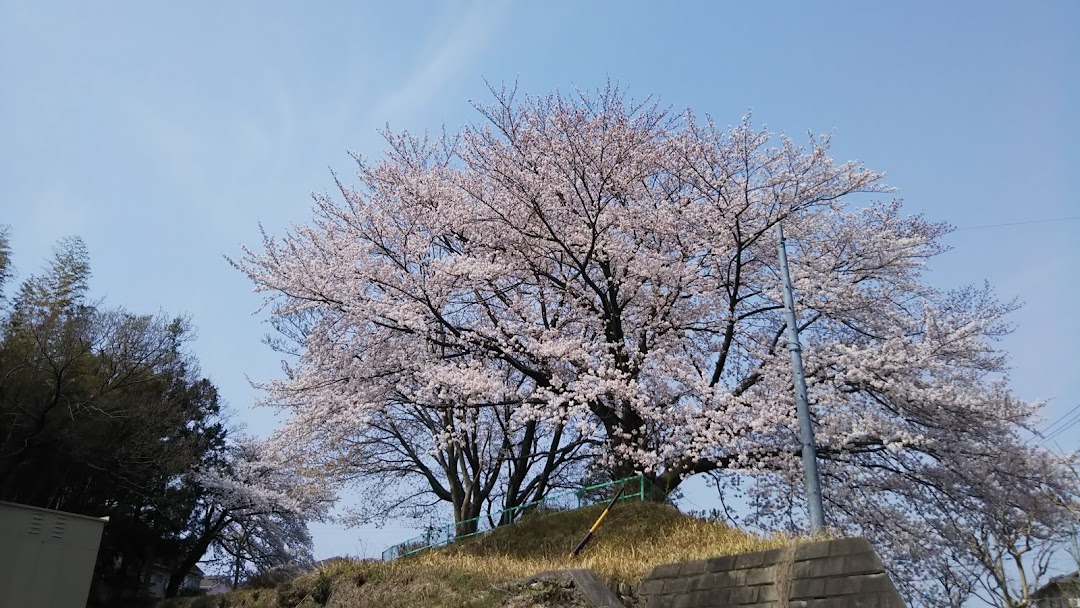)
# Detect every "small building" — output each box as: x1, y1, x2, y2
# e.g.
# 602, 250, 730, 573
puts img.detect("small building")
0, 500, 109, 608
199, 575, 232, 595
142, 563, 204, 599
1034, 572, 1080, 607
